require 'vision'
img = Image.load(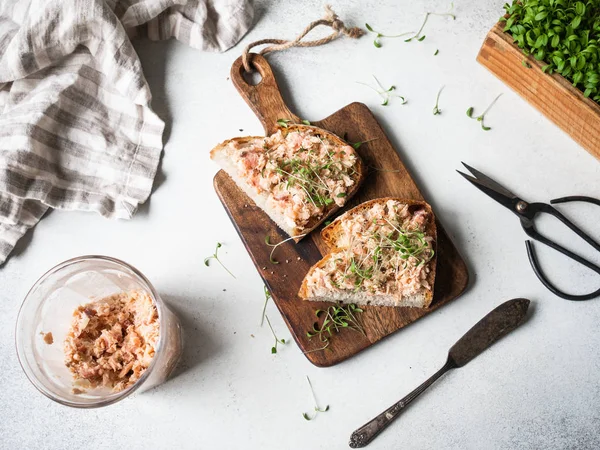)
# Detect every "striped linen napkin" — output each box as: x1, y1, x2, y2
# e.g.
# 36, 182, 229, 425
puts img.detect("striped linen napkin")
0, 0, 253, 265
